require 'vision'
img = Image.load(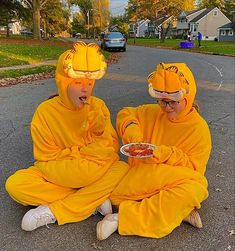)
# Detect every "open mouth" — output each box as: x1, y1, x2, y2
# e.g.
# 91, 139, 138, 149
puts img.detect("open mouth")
79, 96, 89, 105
